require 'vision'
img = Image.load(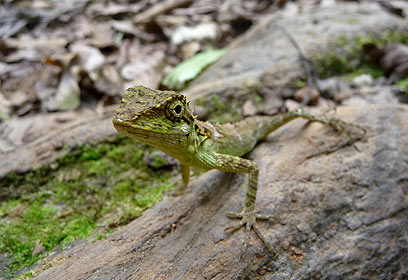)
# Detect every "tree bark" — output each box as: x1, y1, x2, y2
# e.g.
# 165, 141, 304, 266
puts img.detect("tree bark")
0, 108, 116, 178
35, 104, 408, 280
185, 2, 407, 101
